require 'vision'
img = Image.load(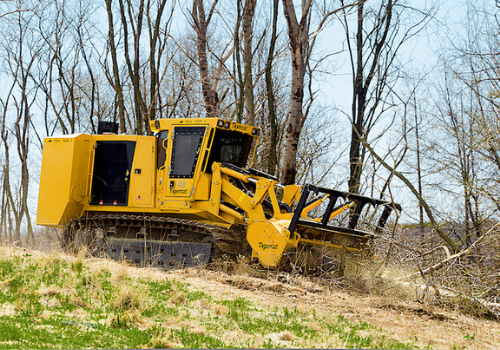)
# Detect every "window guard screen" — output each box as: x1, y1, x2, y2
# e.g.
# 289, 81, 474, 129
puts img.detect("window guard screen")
170, 126, 205, 178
